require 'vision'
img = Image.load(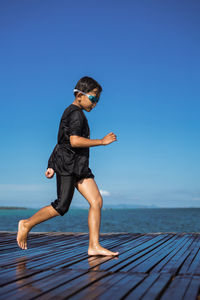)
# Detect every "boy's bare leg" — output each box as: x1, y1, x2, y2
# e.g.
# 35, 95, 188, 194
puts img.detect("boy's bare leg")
17, 205, 60, 250
75, 178, 119, 256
